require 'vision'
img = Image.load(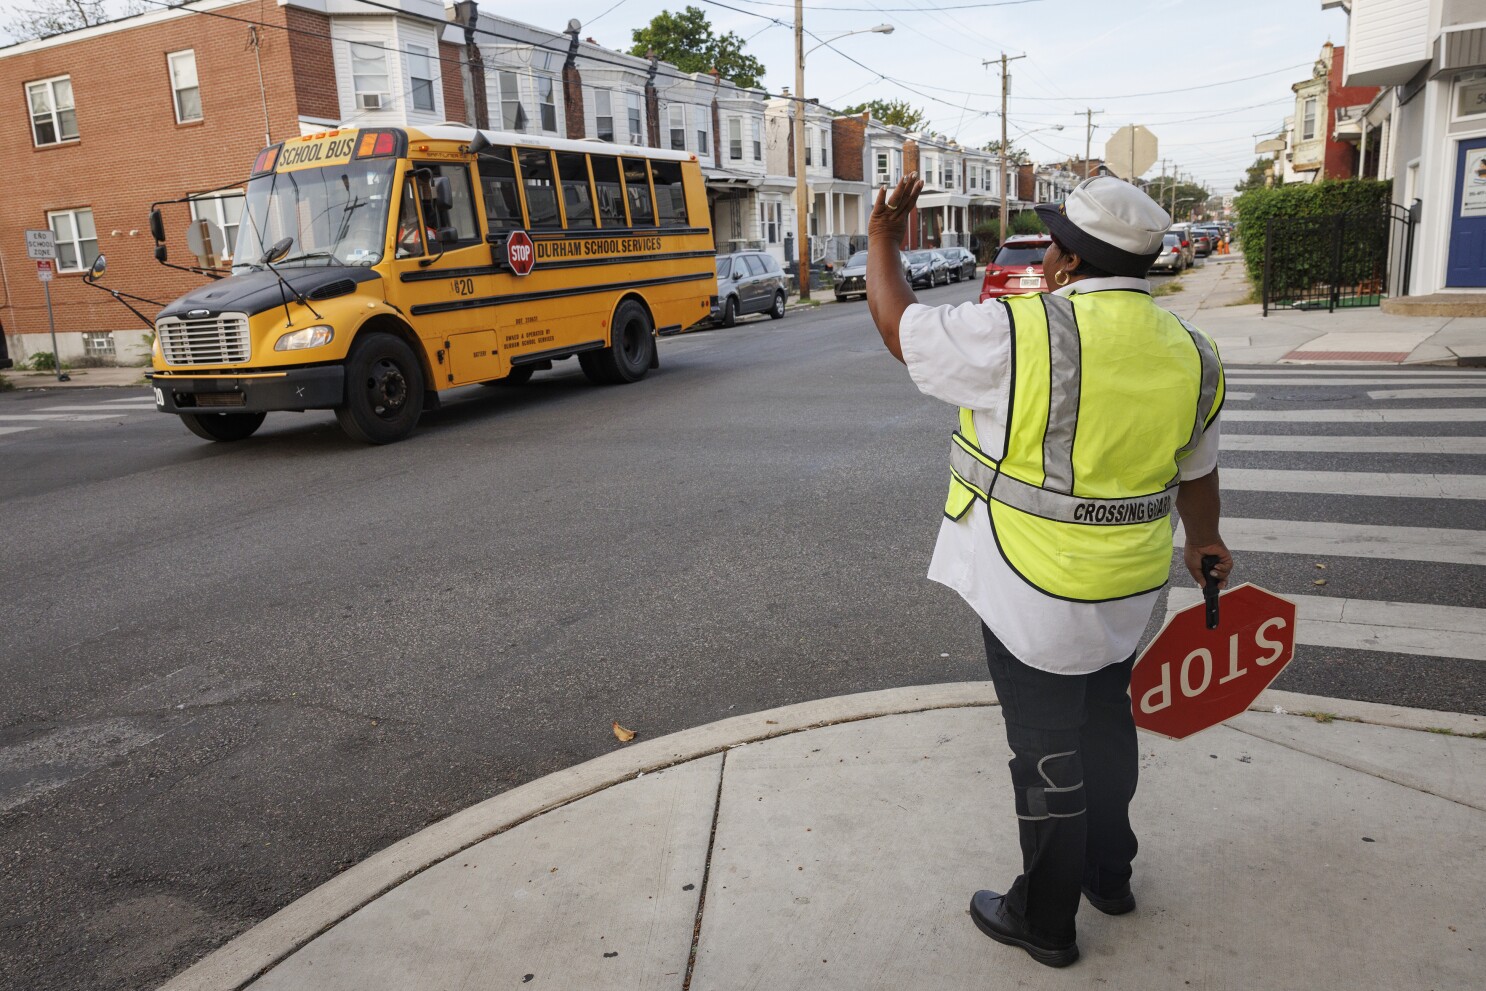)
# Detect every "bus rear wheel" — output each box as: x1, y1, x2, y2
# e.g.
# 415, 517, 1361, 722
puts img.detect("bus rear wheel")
335, 332, 425, 444
580, 300, 655, 385
181, 411, 266, 442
